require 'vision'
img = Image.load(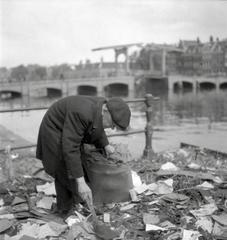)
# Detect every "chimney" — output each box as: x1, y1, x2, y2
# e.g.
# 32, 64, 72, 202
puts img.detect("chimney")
209, 35, 214, 43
